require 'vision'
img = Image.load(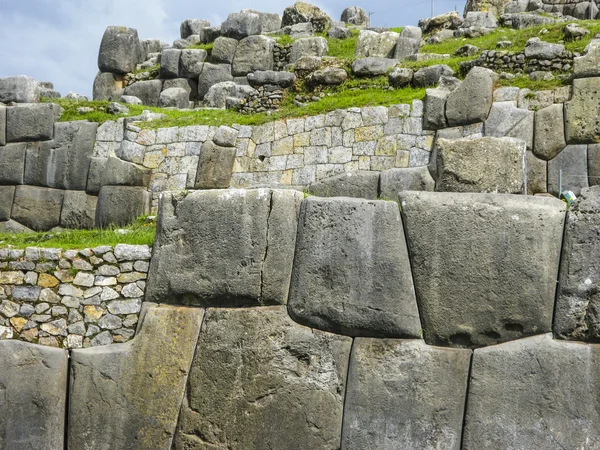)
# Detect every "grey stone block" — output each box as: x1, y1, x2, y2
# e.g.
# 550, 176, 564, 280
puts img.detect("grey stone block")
159, 48, 182, 80
180, 19, 210, 39
86, 157, 107, 194
0, 219, 32, 233
0, 105, 5, 146
463, 334, 600, 449
379, 167, 435, 199
241, 9, 281, 32
212, 125, 238, 147
163, 78, 198, 101
435, 137, 526, 194
565, 77, 600, 144
288, 196, 421, 337
554, 186, 600, 341
0, 185, 15, 220
60, 190, 97, 229
0, 75, 40, 103
221, 11, 262, 40
341, 6, 369, 26
527, 150, 547, 194
146, 189, 303, 306
69, 304, 203, 450
484, 101, 534, 150
194, 141, 236, 189
354, 30, 399, 58
102, 156, 151, 188
0, 143, 26, 185
446, 67, 498, 126
394, 37, 421, 60
158, 87, 189, 109
123, 80, 163, 106
289, 36, 328, 63
573, 41, 600, 79
11, 185, 64, 231
247, 70, 296, 88
308, 170, 380, 199
342, 338, 471, 450
0, 341, 68, 449
211, 37, 239, 64
590, 144, 600, 186
399, 191, 566, 347
92, 72, 125, 101
95, 186, 150, 228
98, 26, 142, 73
6, 103, 57, 142
351, 57, 397, 77
534, 103, 567, 160
173, 307, 351, 450
232, 35, 275, 76
198, 63, 233, 99
547, 144, 589, 196
412, 64, 454, 88
179, 49, 207, 78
